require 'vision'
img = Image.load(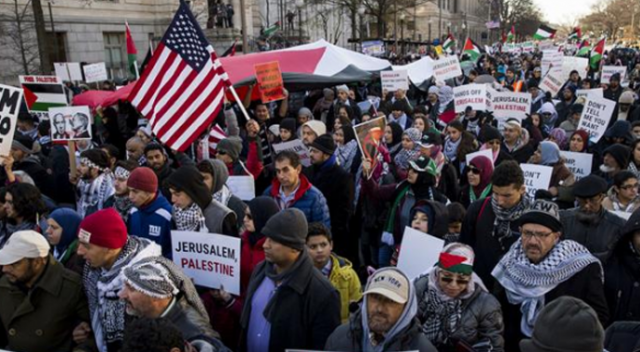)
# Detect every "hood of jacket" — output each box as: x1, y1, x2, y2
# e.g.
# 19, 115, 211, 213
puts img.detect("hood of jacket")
203, 158, 229, 193
269, 173, 313, 205
410, 199, 449, 238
